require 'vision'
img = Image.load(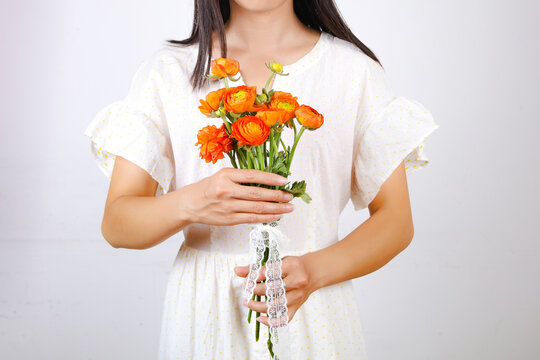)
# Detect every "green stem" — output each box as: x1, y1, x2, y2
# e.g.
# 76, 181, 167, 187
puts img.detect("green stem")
257, 246, 270, 341
251, 147, 261, 171
268, 129, 274, 169
267, 331, 275, 358
279, 136, 286, 151
262, 246, 271, 353
247, 292, 256, 323
255, 294, 261, 341
246, 149, 254, 169
269, 131, 281, 189
286, 125, 306, 175
226, 152, 238, 168
236, 146, 248, 168
273, 130, 279, 152
221, 115, 232, 134
263, 72, 276, 94
271, 132, 279, 157
263, 141, 268, 168
226, 112, 236, 124
233, 146, 238, 167
224, 77, 229, 89
249, 149, 258, 171
248, 245, 270, 339
256, 145, 265, 171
